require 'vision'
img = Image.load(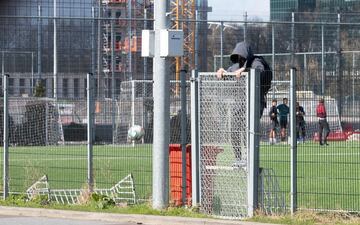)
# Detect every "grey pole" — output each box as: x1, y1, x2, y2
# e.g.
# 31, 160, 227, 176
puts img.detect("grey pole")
31, 52, 34, 95
272, 23, 275, 98
91, 6, 95, 75
190, 69, 199, 206
248, 69, 260, 217
111, 16, 116, 144
304, 54, 307, 91
290, 68, 297, 214
180, 68, 187, 205
53, 0, 57, 99
128, 0, 132, 80
321, 24, 324, 95
194, 10, 199, 71
291, 12, 295, 67
37, 4, 42, 81
336, 13, 342, 119
352, 53, 355, 119
220, 22, 224, 68
152, 0, 170, 210
87, 73, 94, 192
3, 74, 9, 199
143, 7, 148, 81
97, 0, 102, 98
1, 52, 4, 77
